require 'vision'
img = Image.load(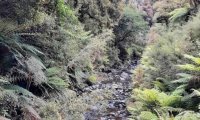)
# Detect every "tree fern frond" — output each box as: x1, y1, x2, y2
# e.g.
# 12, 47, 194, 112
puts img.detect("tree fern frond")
169, 7, 189, 22
184, 54, 200, 65
172, 84, 187, 95
25, 56, 47, 85
0, 76, 10, 84
2, 84, 35, 97
48, 76, 69, 89
175, 111, 200, 119
176, 64, 200, 71
46, 67, 62, 77
161, 106, 183, 113
191, 89, 200, 97
21, 44, 44, 56
172, 73, 193, 84
181, 89, 200, 102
